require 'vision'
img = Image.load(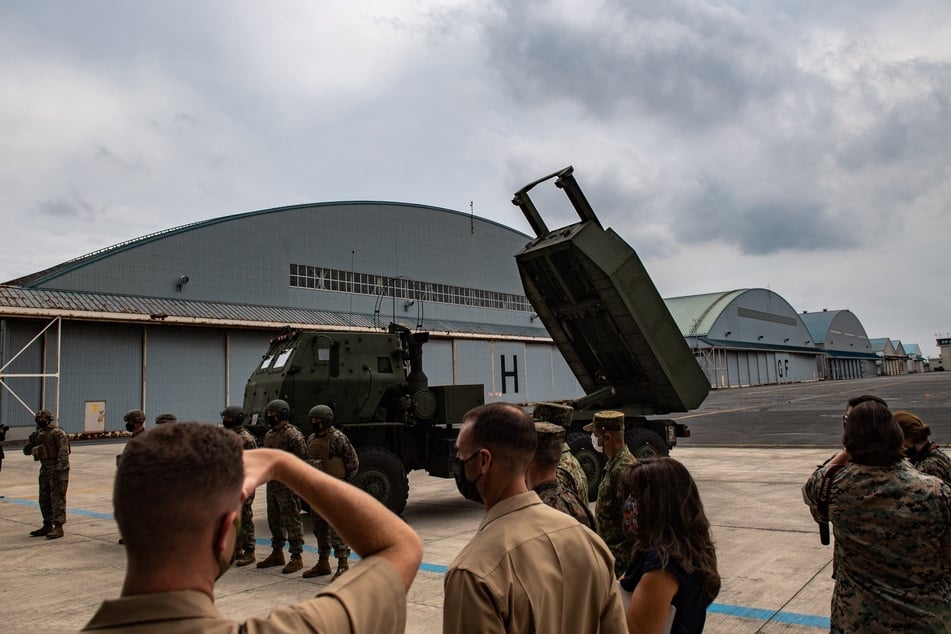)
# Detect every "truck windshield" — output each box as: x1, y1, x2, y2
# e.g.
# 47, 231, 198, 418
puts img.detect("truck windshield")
274, 348, 294, 369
